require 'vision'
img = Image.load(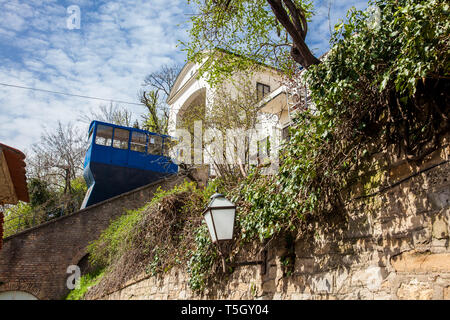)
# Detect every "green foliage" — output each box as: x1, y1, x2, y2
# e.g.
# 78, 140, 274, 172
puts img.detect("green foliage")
230, 115, 323, 243
230, 0, 449, 243
3, 176, 88, 238
323, 0, 449, 98
183, 0, 313, 85
69, 176, 88, 207
231, 172, 290, 242
2, 202, 39, 238
306, 0, 449, 157
85, 179, 220, 294
187, 224, 217, 292
87, 205, 146, 269
28, 178, 53, 208
380, 0, 449, 95
140, 90, 169, 135
65, 269, 105, 300
80, 0, 449, 296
